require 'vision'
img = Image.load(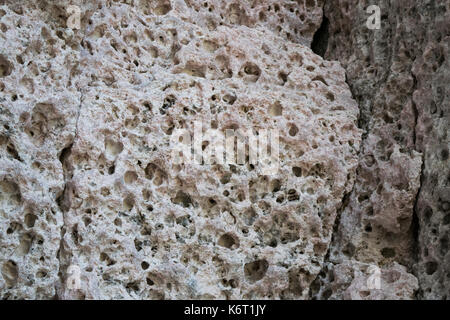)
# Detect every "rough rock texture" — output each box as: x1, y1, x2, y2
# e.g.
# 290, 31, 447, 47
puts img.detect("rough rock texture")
310, 0, 449, 300
0, 1, 83, 299
0, 0, 364, 299
314, 261, 418, 300
0, 0, 448, 300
